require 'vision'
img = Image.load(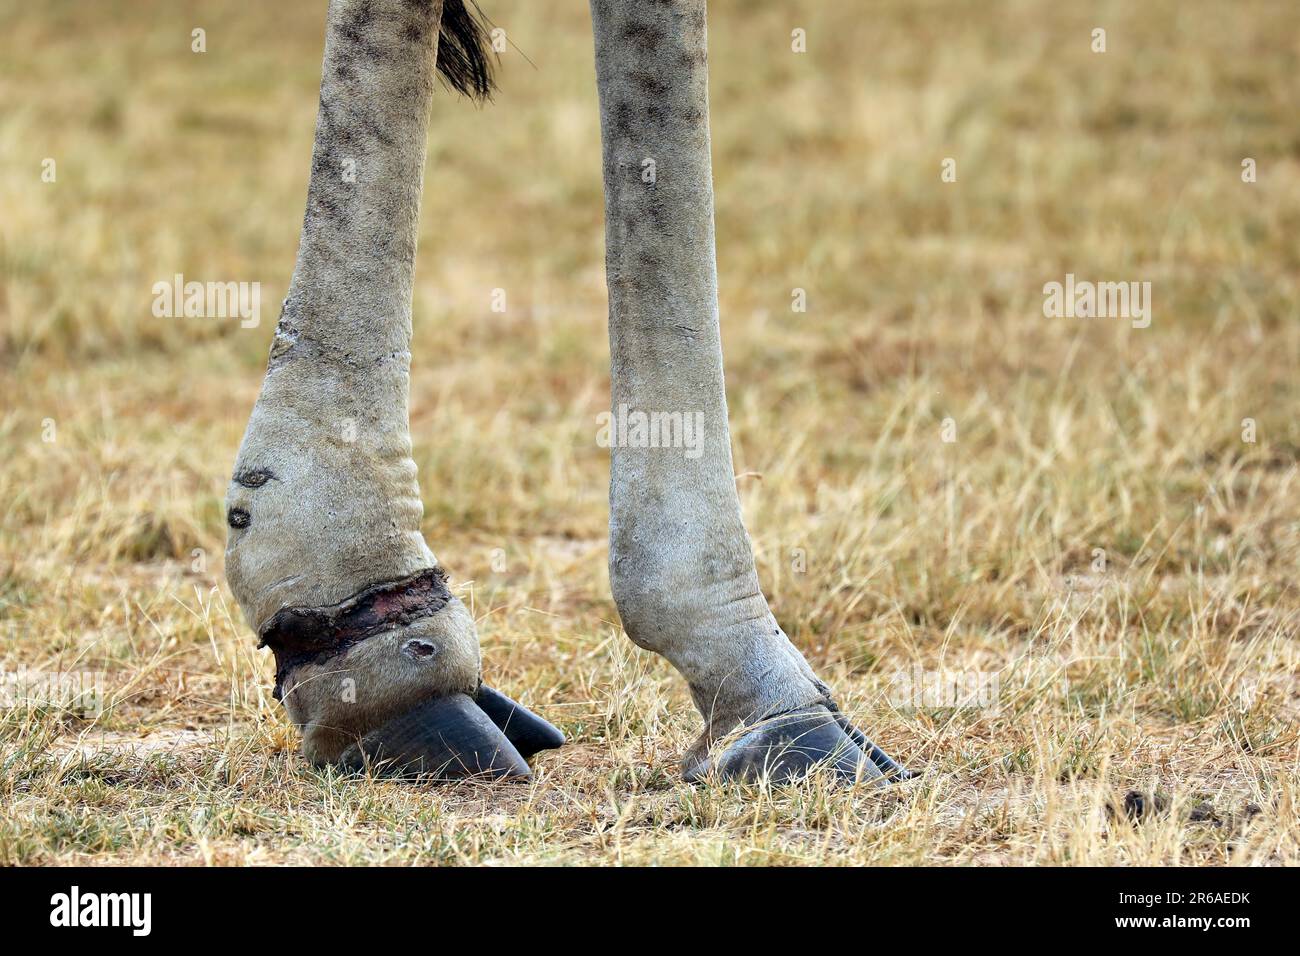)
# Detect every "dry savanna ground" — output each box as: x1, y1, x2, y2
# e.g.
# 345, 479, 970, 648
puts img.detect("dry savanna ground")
1, 0, 1297, 865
